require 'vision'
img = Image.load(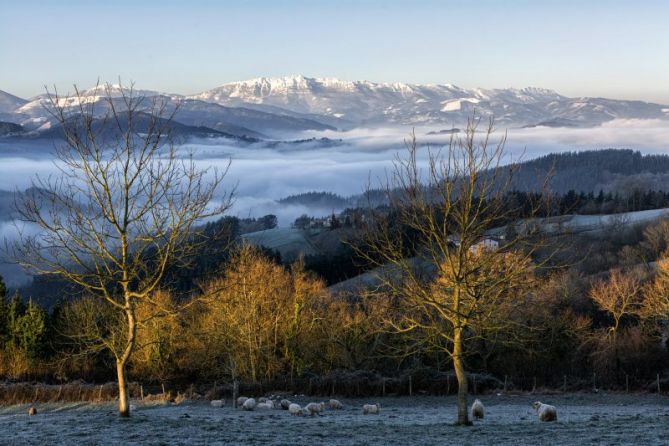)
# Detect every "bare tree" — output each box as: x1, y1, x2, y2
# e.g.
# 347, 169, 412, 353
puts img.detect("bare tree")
10, 82, 232, 417
642, 257, 669, 319
590, 268, 645, 341
588, 268, 646, 381
356, 117, 548, 425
